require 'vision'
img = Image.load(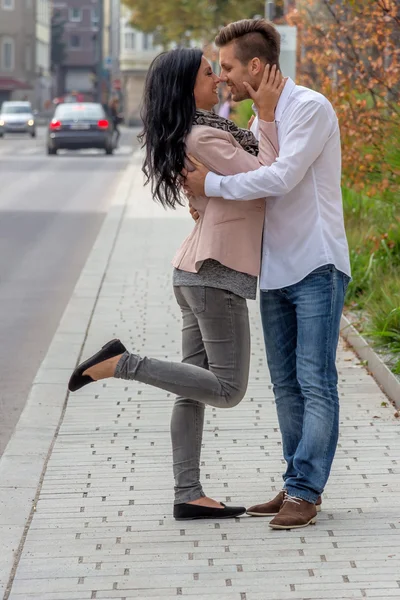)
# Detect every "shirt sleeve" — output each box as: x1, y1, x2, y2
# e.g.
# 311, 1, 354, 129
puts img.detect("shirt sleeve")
205, 101, 334, 200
